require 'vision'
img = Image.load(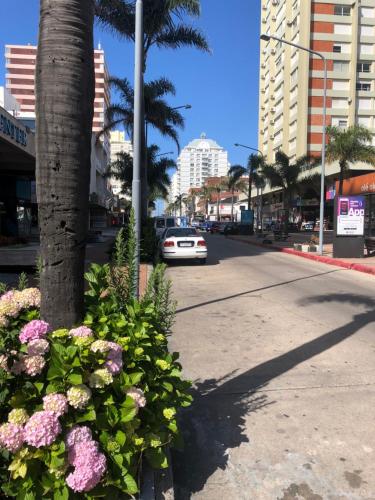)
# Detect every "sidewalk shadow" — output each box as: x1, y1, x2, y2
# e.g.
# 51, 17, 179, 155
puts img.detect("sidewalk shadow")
173, 293, 375, 499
